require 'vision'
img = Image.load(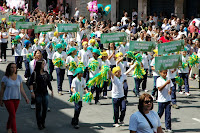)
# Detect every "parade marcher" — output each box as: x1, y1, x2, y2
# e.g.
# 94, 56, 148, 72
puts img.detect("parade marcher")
71, 67, 88, 129
46, 42, 55, 81
9, 22, 19, 55
29, 60, 53, 130
0, 63, 29, 133
0, 27, 8, 62
32, 38, 42, 53
156, 70, 173, 132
